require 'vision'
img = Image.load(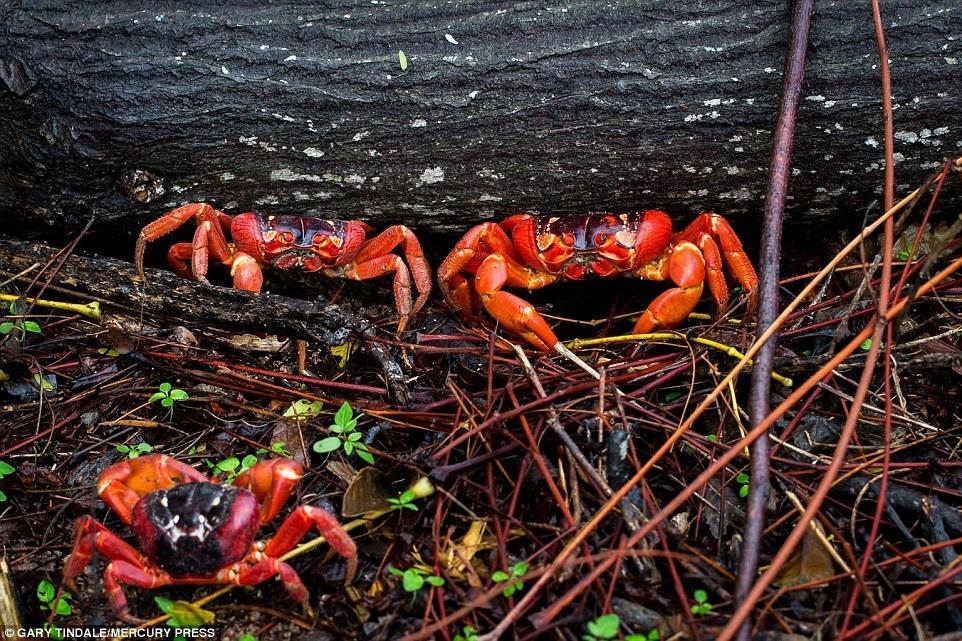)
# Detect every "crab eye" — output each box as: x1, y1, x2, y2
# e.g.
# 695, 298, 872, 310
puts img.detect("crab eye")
595, 232, 608, 245
279, 231, 294, 244
562, 233, 575, 246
